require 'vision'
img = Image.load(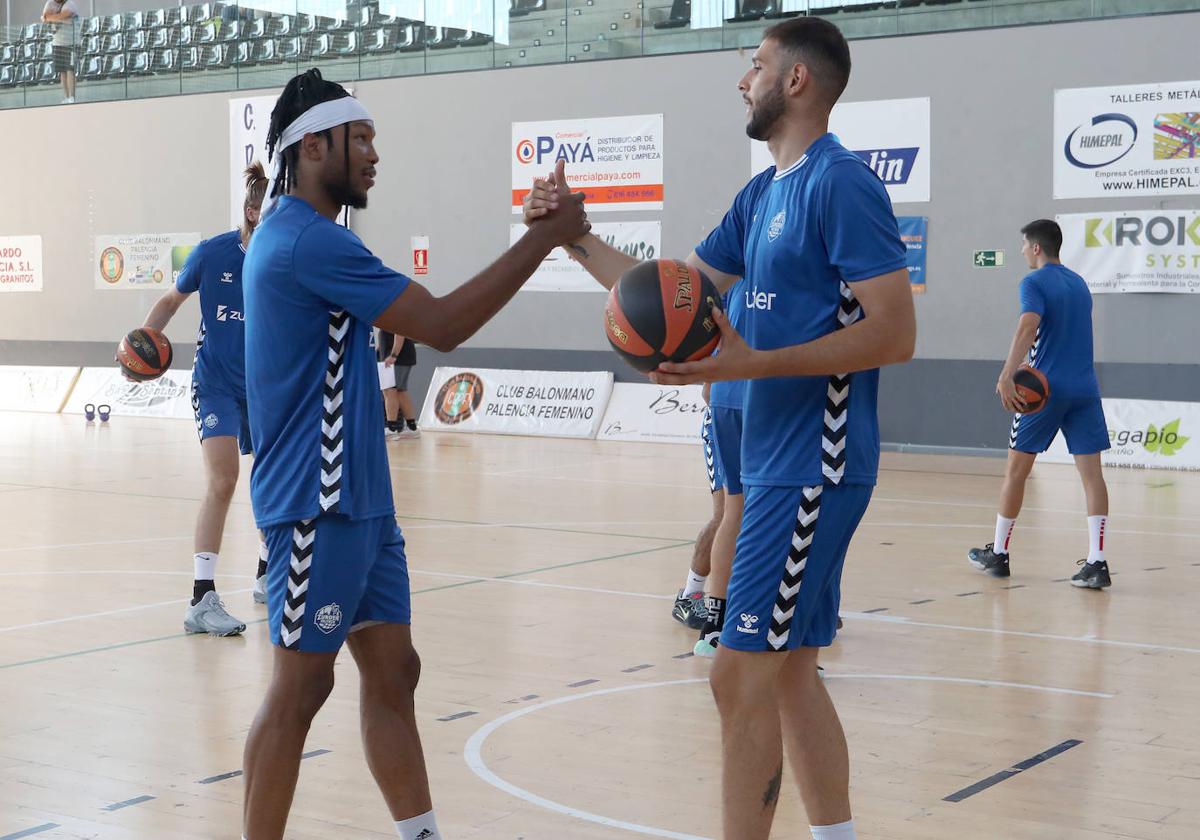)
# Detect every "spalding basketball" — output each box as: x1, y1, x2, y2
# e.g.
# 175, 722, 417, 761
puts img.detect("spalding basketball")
1013, 364, 1050, 414
604, 259, 721, 373
117, 327, 173, 382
